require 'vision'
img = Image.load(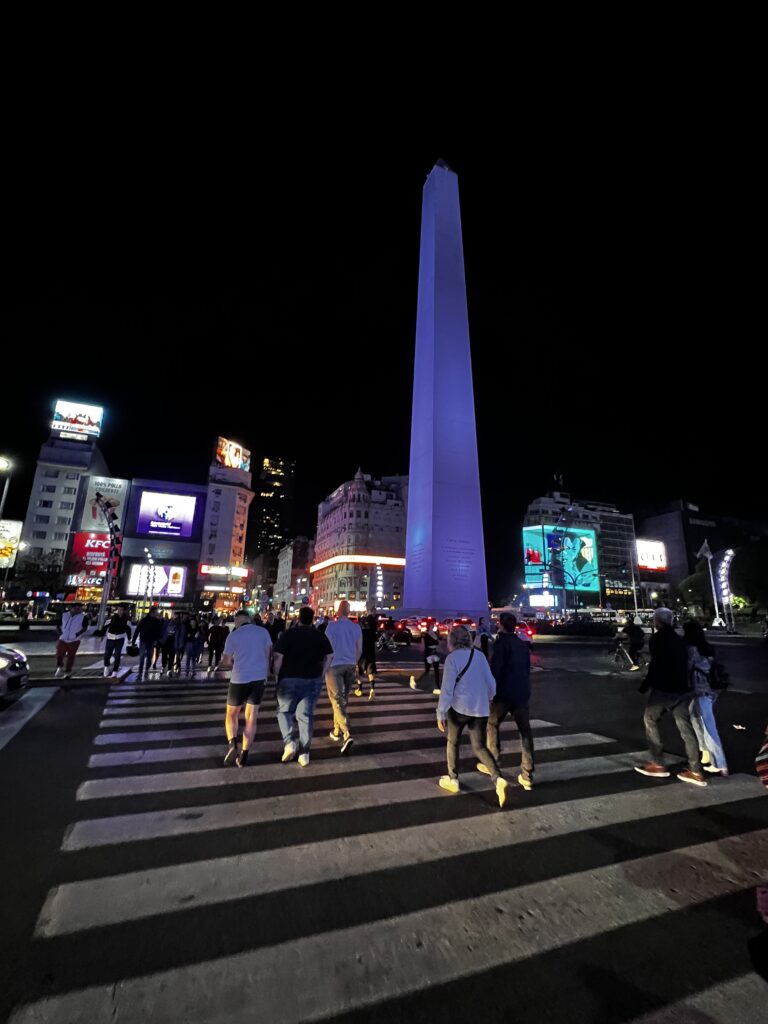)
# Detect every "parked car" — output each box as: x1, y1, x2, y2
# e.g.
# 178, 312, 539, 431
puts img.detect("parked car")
0, 611, 19, 624
0, 645, 29, 695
